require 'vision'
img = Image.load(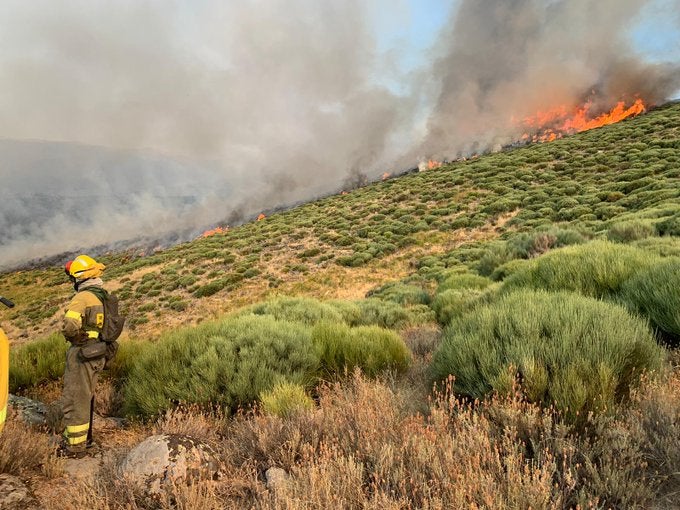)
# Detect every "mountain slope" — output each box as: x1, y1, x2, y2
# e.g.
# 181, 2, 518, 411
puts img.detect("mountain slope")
1, 102, 679, 343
